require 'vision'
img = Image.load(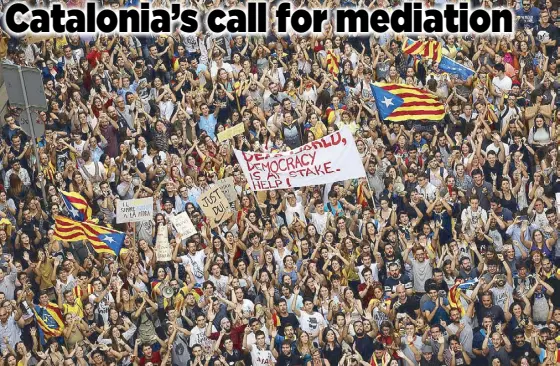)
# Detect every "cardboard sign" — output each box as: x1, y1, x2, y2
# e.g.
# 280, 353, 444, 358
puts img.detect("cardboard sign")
234, 127, 366, 191
197, 187, 232, 228
216, 177, 238, 203
217, 123, 245, 142
155, 224, 172, 262
170, 212, 197, 239
116, 197, 154, 224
